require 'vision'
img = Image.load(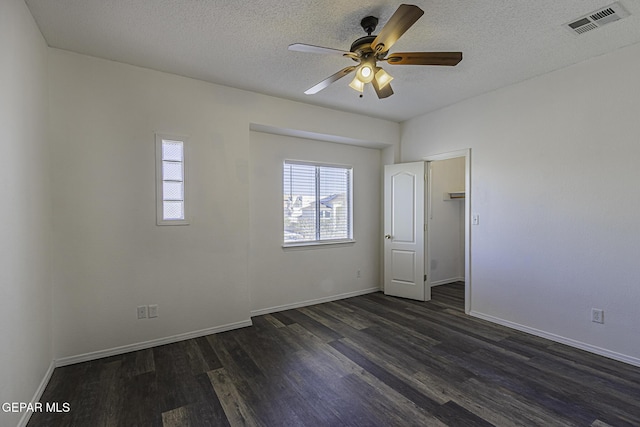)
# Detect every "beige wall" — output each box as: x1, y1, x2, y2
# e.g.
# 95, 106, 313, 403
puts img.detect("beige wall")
48, 48, 399, 361
249, 132, 381, 313
401, 41, 640, 364
0, 1, 52, 426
